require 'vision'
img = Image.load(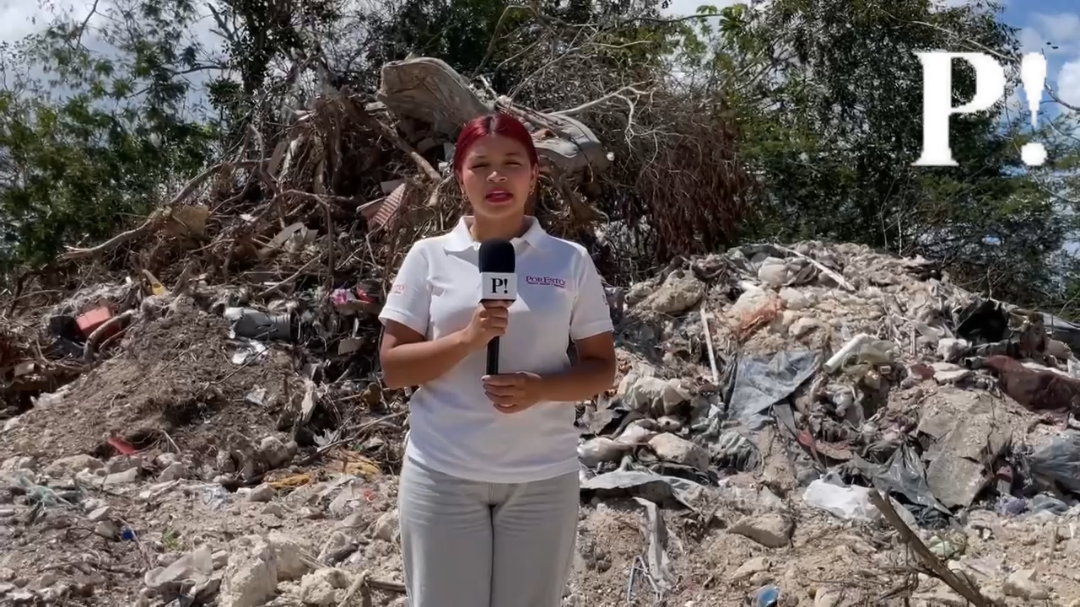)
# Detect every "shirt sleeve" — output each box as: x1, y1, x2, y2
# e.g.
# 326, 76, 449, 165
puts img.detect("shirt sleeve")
570, 249, 615, 342
378, 244, 431, 336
